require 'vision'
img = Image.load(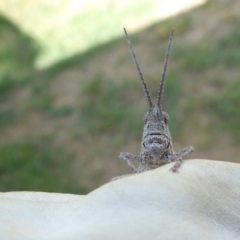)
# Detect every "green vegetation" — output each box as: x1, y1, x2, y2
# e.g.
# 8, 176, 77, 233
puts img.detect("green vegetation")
79, 77, 142, 137
28, 80, 53, 111
1, 0, 240, 194
51, 106, 73, 117
0, 16, 54, 113
163, 72, 182, 137
175, 47, 219, 72
0, 140, 86, 193
0, 16, 38, 99
205, 81, 240, 143
174, 29, 240, 72
218, 30, 240, 48
217, 30, 240, 67
0, 110, 16, 125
